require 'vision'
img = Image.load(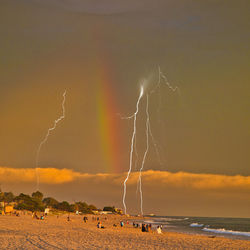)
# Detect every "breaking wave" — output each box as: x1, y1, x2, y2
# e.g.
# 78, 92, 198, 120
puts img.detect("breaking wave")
190, 223, 204, 227
202, 227, 250, 237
